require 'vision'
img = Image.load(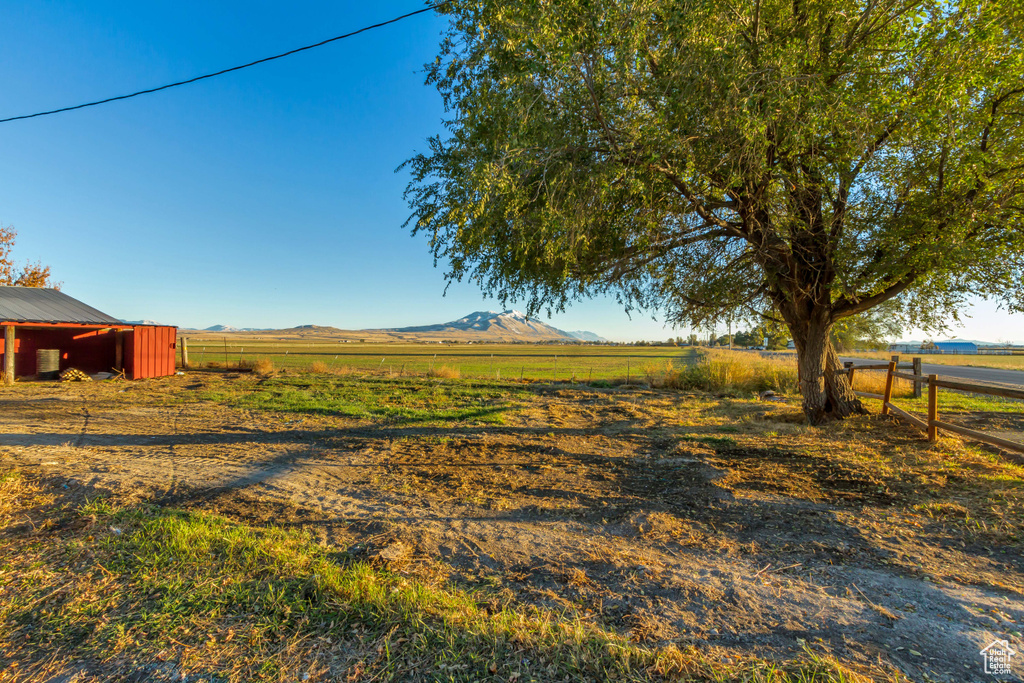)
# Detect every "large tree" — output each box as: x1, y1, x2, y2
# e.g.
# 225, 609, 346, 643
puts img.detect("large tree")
404, 0, 1024, 423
